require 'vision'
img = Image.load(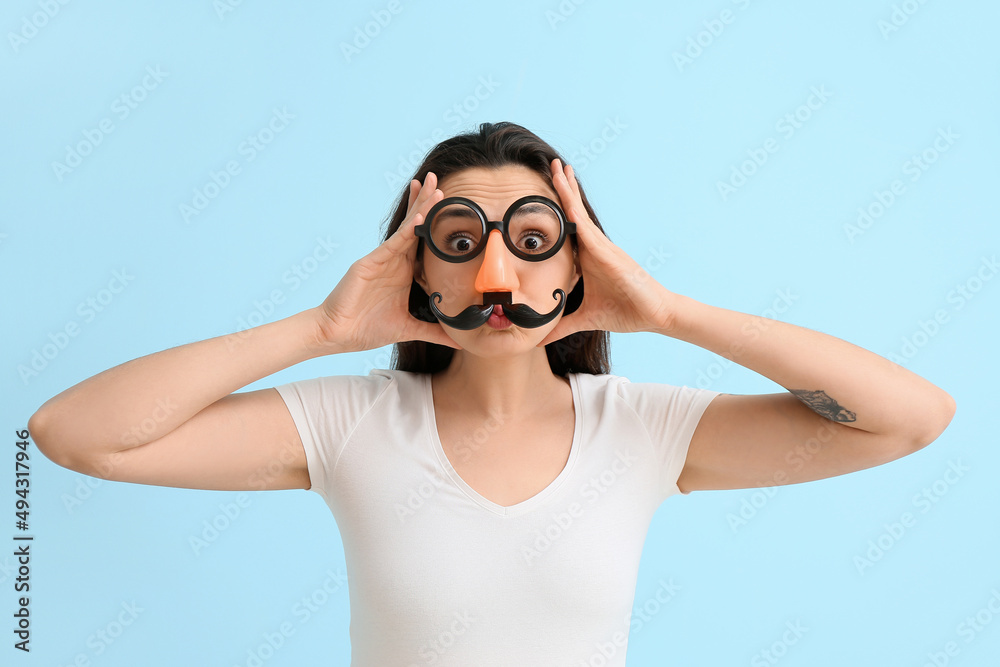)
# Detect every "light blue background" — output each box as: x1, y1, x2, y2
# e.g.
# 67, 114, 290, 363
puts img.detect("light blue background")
3, 1, 998, 665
